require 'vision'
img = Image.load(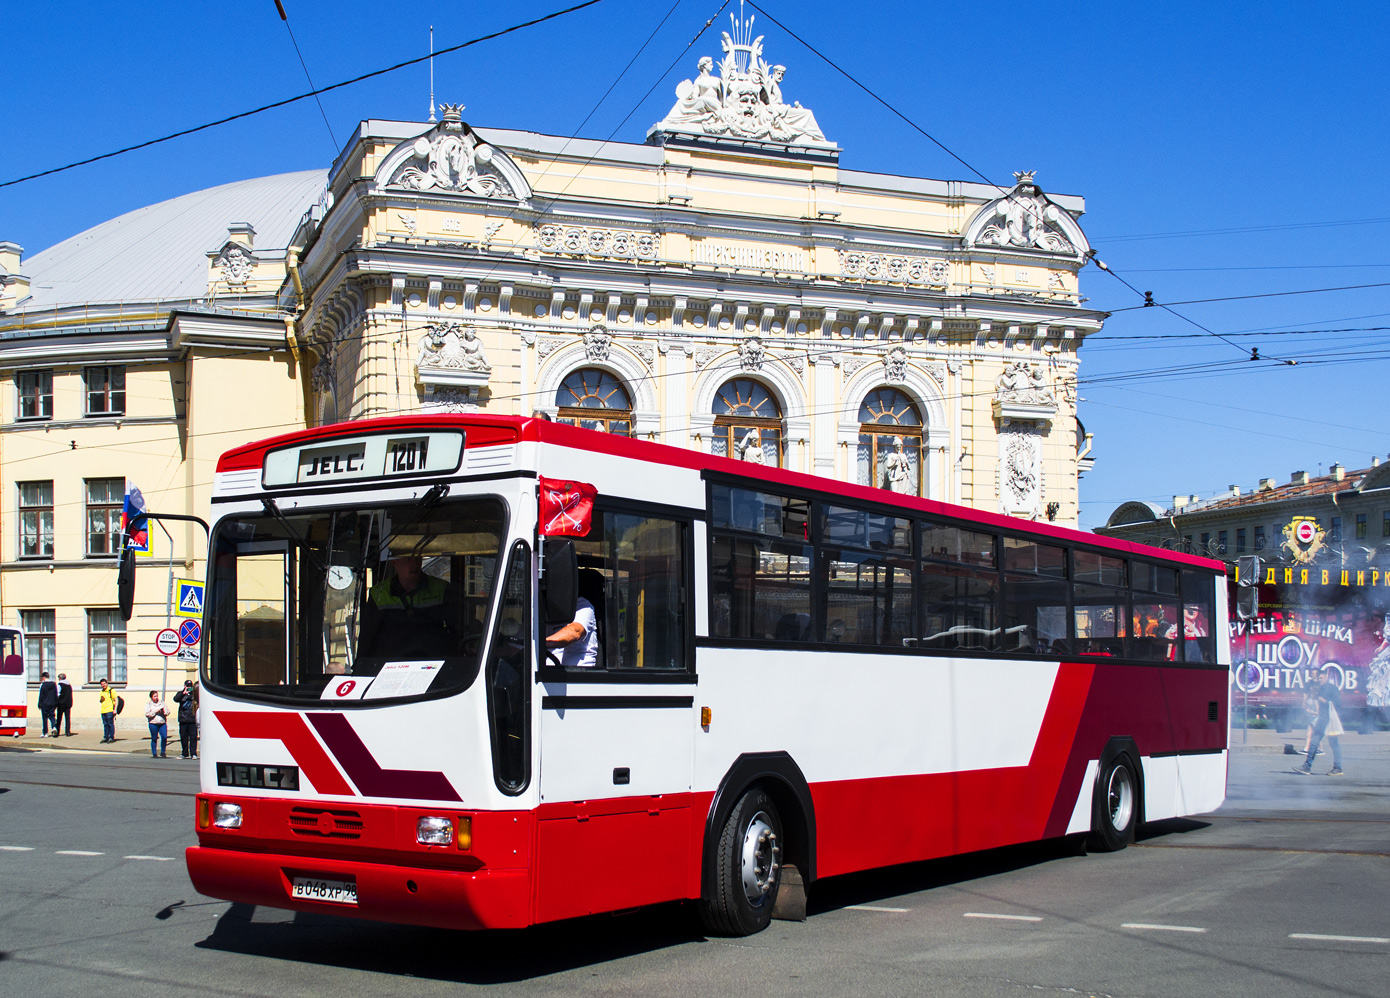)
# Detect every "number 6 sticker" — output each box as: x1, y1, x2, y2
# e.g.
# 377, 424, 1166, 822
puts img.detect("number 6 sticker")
319, 676, 371, 700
